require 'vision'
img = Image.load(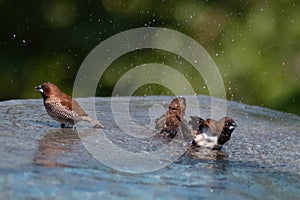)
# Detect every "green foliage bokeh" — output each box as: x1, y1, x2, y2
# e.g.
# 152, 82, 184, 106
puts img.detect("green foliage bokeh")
0, 0, 299, 115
